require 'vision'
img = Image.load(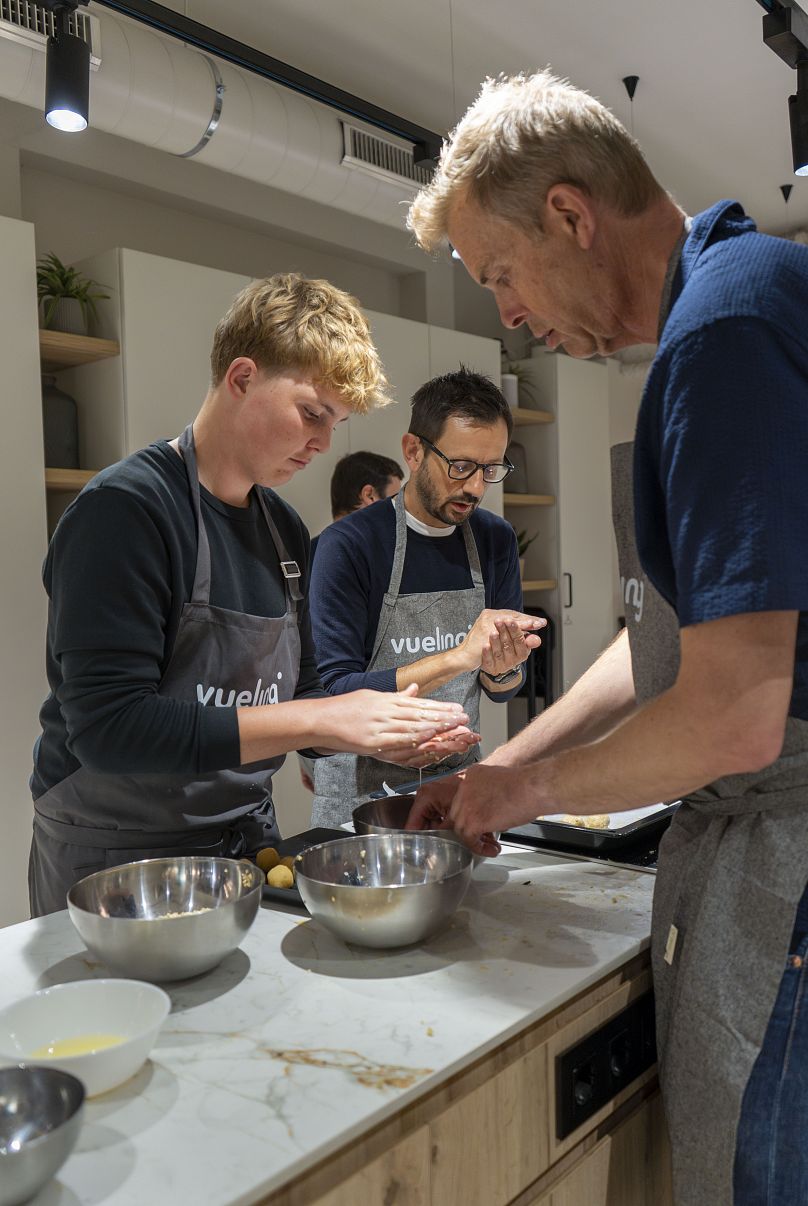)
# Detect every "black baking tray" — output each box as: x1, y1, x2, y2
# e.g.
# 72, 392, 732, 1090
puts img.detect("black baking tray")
504, 802, 680, 853
258, 826, 346, 907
